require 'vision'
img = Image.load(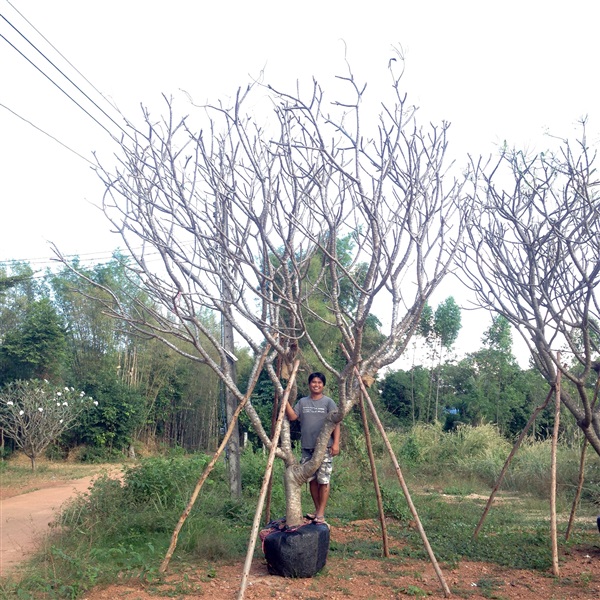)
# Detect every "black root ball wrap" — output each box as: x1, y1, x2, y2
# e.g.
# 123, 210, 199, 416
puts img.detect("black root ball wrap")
263, 522, 330, 578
